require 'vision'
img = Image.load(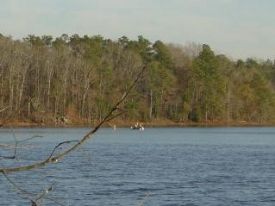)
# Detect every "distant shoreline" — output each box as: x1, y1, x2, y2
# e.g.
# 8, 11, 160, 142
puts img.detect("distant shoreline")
1, 119, 275, 128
